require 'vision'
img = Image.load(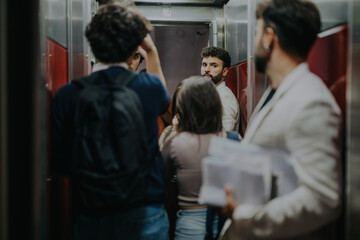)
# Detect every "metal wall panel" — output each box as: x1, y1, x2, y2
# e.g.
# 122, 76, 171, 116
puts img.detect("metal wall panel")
313, 0, 349, 30
68, 0, 93, 80
135, 0, 228, 6
136, 0, 214, 3
346, 0, 360, 239
136, 5, 216, 23
224, 0, 267, 119
247, 0, 267, 119
224, 0, 247, 65
45, 0, 67, 47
